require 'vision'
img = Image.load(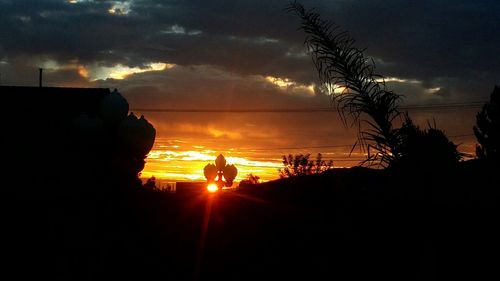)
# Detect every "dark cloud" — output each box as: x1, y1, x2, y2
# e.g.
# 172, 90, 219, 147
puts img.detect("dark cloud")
0, 0, 497, 159
1, 0, 498, 99
0, 1, 315, 87
329, 0, 500, 100
97, 64, 328, 111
